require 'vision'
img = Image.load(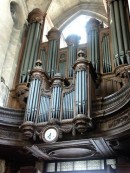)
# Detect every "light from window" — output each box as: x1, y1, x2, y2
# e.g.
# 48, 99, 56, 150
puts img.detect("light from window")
46, 160, 105, 172
62, 15, 91, 44
46, 163, 55, 172
106, 159, 116, 169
